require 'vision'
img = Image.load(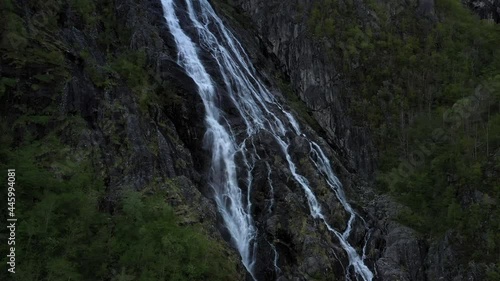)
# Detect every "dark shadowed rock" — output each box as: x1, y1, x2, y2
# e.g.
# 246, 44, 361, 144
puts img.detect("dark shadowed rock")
463, 0, 500, 23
